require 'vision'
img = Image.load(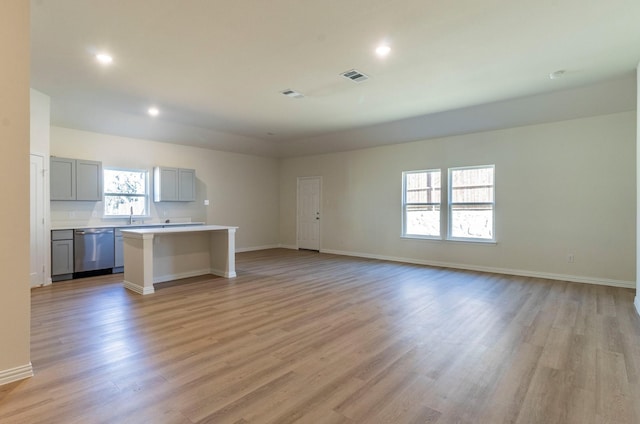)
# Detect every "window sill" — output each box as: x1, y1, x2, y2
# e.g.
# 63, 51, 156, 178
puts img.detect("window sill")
401, 235, 442, 241
401, 235, 497, 245
446, 237, 496, 245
